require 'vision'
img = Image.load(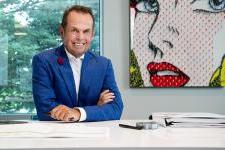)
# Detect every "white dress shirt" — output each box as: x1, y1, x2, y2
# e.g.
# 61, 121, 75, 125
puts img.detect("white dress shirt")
65, 49, 86, 121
